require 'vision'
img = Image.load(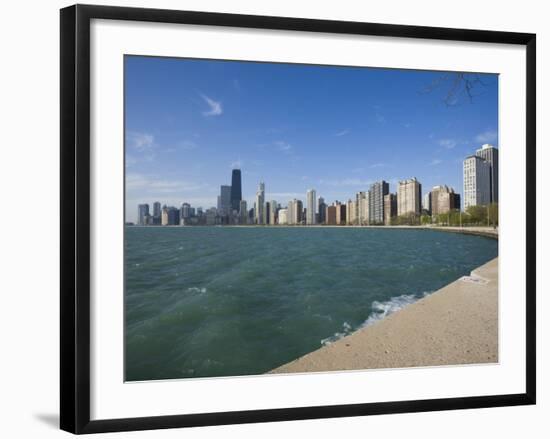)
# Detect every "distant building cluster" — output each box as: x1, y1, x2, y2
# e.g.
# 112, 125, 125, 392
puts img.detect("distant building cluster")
463, 144, 499, 209
133, 144, 498, 227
